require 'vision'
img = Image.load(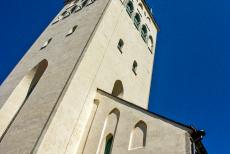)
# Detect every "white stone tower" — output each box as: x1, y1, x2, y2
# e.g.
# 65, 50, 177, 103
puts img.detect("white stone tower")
0, 0, 206, 153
